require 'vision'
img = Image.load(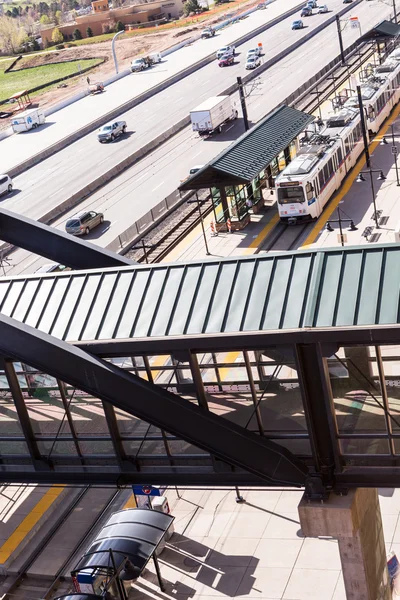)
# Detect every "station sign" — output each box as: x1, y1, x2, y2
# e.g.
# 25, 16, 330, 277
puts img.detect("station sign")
132, 484, 166, 496
279, 181, 300, 187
